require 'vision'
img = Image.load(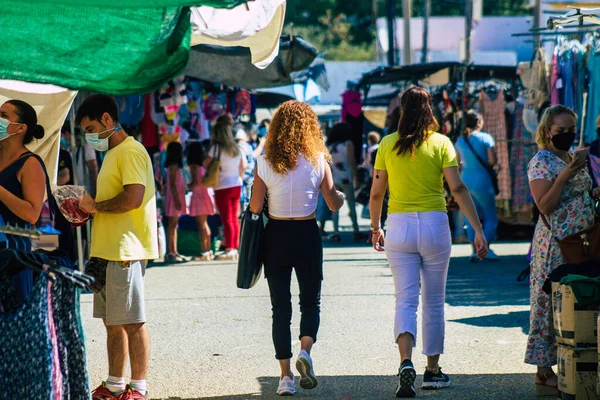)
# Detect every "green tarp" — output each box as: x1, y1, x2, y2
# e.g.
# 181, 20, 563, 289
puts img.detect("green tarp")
0, 1, 248, 95
23, 0, 245, 7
